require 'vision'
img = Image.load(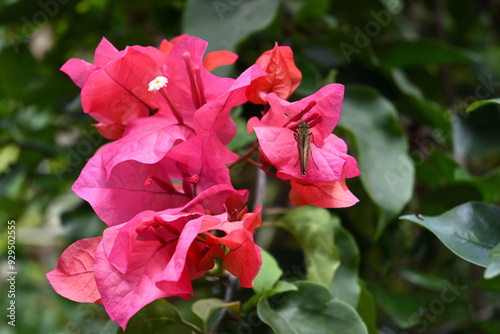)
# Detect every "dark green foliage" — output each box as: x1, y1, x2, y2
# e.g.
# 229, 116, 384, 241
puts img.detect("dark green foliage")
2, 0, 500, 333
